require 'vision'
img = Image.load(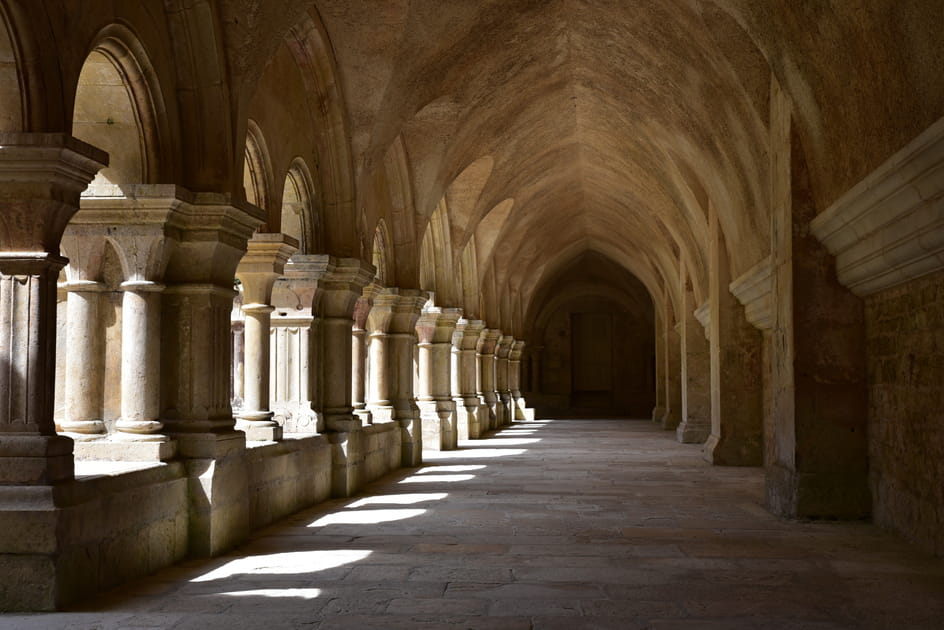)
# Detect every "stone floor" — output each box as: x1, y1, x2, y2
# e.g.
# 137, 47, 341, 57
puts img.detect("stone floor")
6, 419, 944, 629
